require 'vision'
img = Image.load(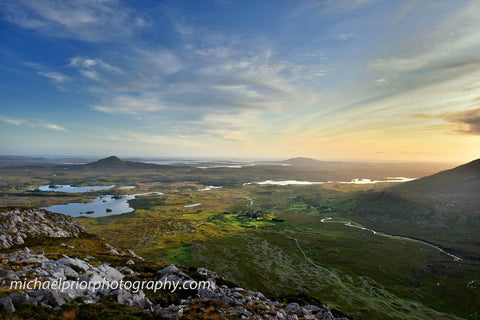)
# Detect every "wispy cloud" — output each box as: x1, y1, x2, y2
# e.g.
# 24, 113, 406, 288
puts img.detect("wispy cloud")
69, 56, 121, 72
323, 0, 480, 139
92, 95, 167, 114
69, 56, 122, 81
368, 2, 480, 77
0, 0, 150, 42
292, 0, 377, 17
80, 38, 323, 138
0, 115, 67, 132
37, 71, 68, 83
99, 132, 209, 149
337, 34, 353, 40
25, 62, 69, 83
442, 108, 480, 135
3, 1, 327, 144
412, 108, 480, 135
